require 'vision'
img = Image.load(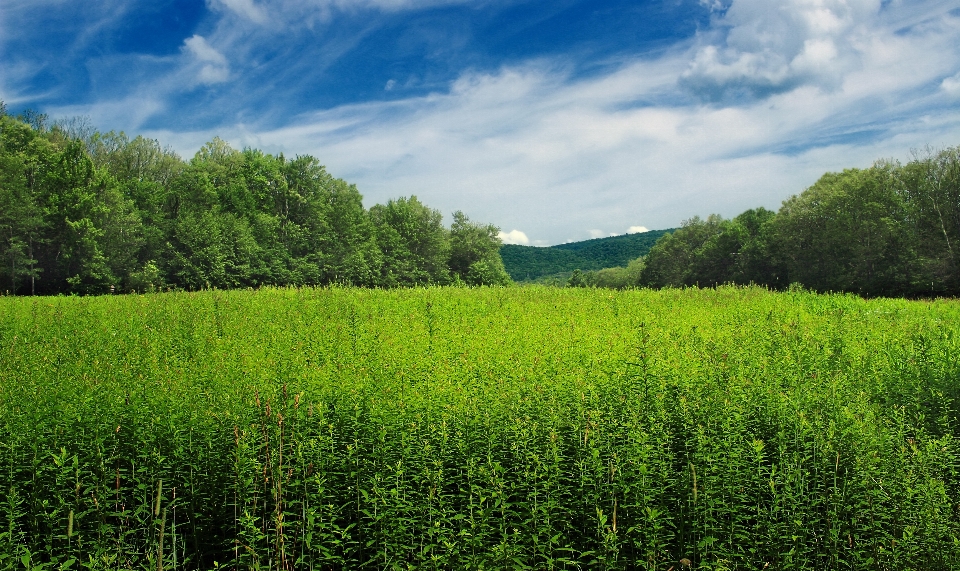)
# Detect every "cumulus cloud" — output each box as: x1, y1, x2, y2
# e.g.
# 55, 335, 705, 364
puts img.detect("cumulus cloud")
682, 0, 882, 100
498, 229, 530, 245
183, 35, 229, 84
627, 226, 650, 234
